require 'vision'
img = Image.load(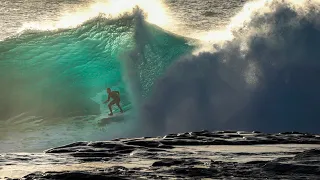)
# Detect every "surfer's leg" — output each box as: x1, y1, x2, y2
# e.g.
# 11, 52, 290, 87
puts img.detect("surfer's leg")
108, 100, 116, 115
116, 101, 123, 113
